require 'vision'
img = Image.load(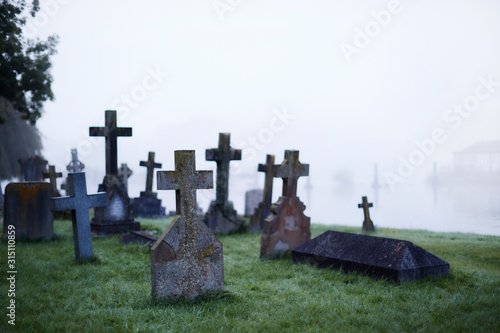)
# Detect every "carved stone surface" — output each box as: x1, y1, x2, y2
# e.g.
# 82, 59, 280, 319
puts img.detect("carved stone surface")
67, 148, 85, 173
50, 173, 107, 259
152, 150, 223, 299
2, 182, 53, 240
43, 165, 62, 197
249, 154, 275, 232
204, 133, 242, 234
245, 189, 263, 217
19, 156, 47, 181
261, 150, 310, 258
292, 231, 450, 283
358, 196, 375, 232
